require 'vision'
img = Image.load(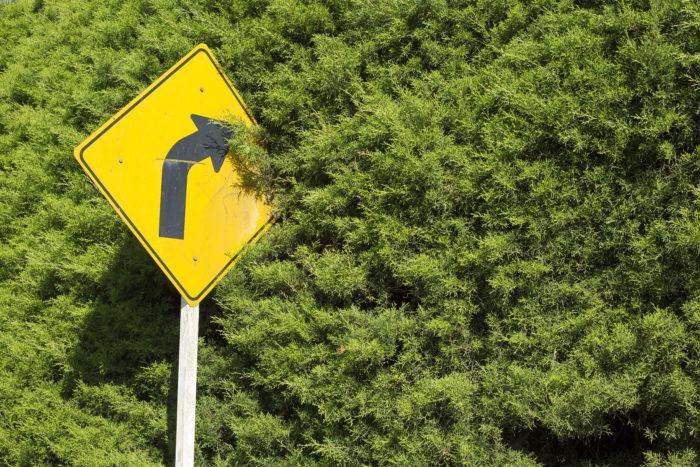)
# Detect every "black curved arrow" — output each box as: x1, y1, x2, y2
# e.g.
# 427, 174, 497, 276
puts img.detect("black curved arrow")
158, 114, 233, 239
